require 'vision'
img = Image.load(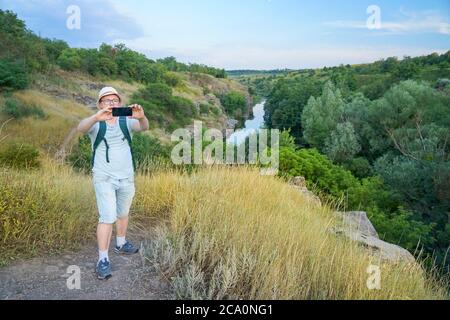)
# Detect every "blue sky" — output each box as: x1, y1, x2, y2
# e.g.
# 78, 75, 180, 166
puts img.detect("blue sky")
1, 0, 449, 69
